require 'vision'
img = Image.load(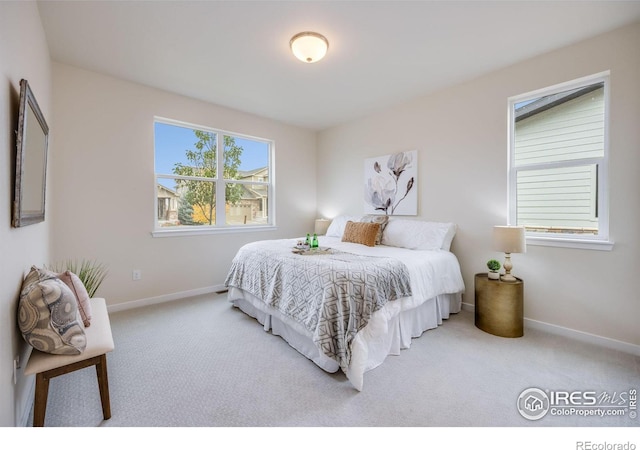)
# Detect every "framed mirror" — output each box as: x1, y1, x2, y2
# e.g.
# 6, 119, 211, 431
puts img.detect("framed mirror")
13, 79, 49, 227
